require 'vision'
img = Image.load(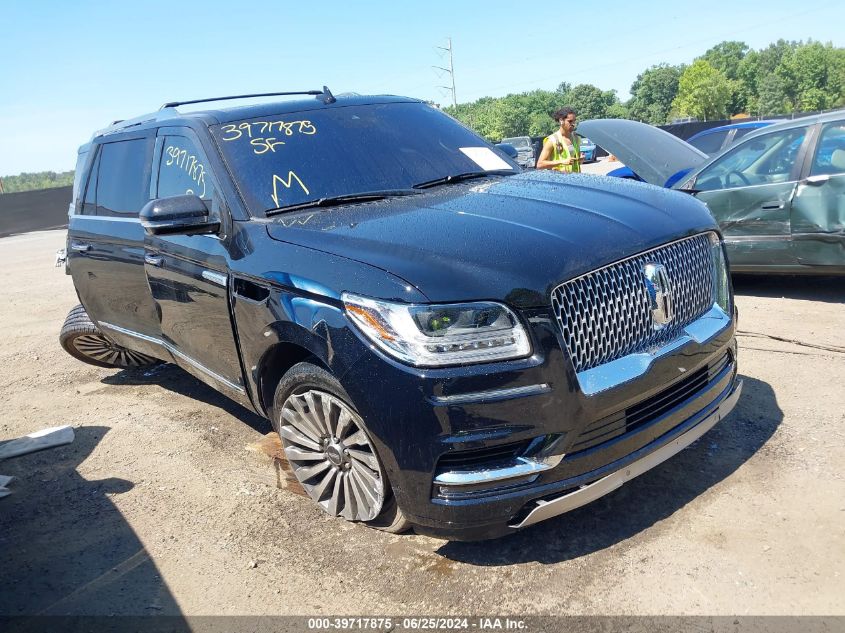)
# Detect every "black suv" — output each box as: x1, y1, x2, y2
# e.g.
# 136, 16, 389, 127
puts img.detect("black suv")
60, 89, 742, 540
